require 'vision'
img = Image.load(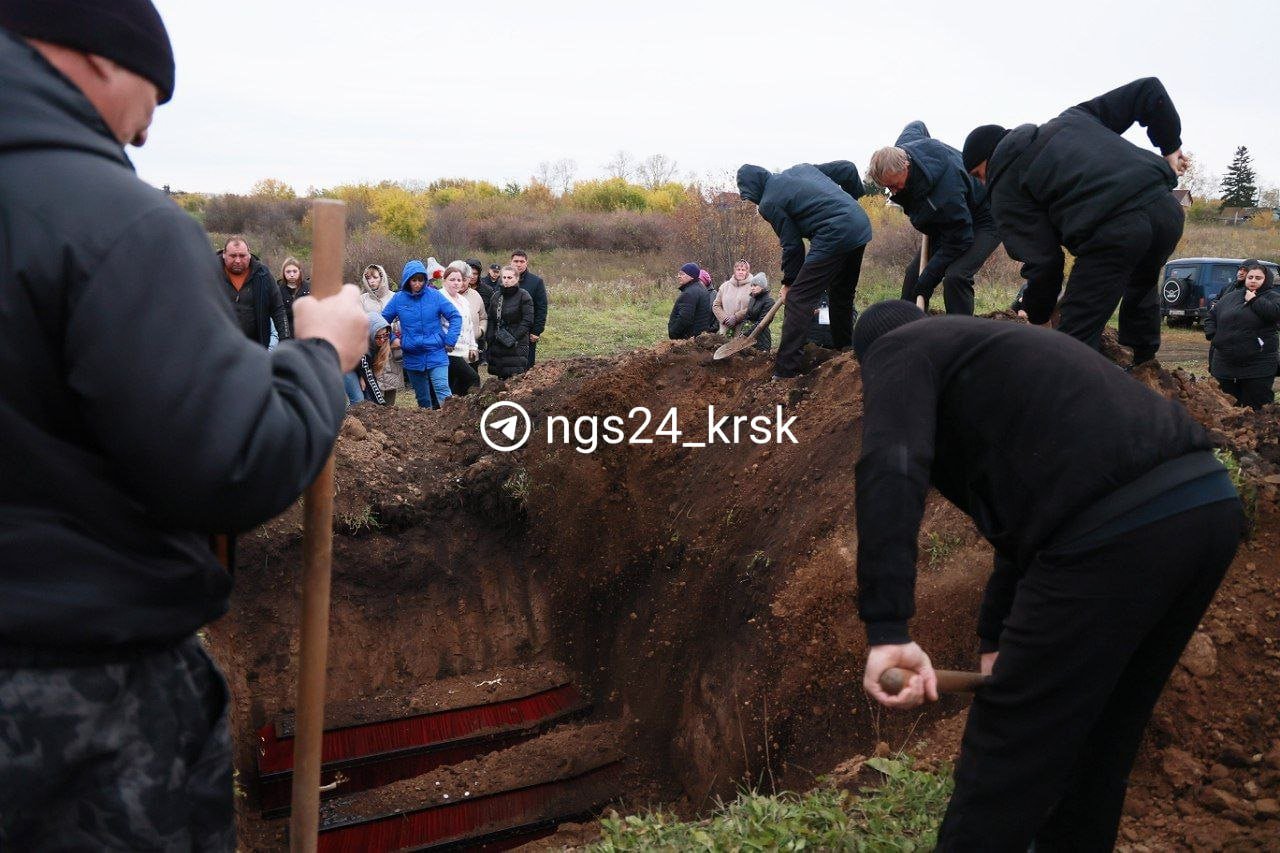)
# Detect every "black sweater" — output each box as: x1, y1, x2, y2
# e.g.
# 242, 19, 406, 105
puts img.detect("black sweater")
855, 317, 1215, 645
987, 78, 1182, 324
